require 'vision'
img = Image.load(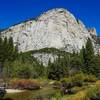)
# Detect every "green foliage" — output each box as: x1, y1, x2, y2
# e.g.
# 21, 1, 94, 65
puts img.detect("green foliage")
61, 73, 97, 84
3, 56, 46, 79
47, 56, 68, 80
85, 85, 100, 100
3, 60, 31, 78
80, 38, 100, 77
11, 60, 32, 78
0, 37, 45, 79
0, 36, 100, 80
82, 38, 94, 73
0, 37, 3, 62
84, 74, 97, 82
54, 91, 62, 100
70, 56, 83, 70
46, 38, 100, 80
0, 37, 18, 78
71, 72, 84, 83
0, 37, 18, 62
61, 72, 85, 83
